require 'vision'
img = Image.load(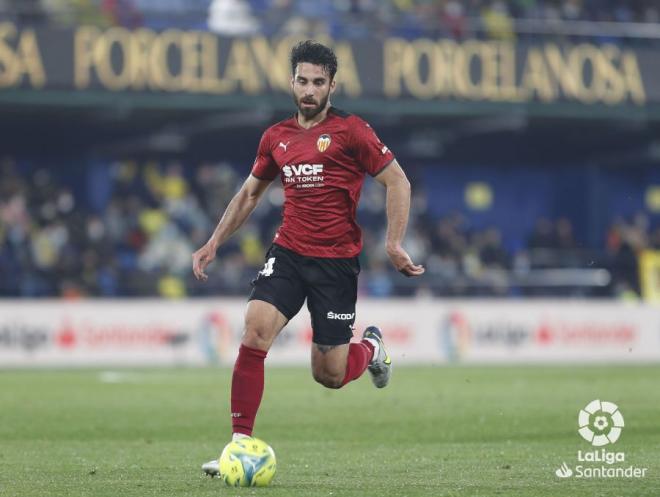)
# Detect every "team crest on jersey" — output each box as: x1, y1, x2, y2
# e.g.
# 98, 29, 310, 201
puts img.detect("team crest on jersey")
317, 134, 331, 153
